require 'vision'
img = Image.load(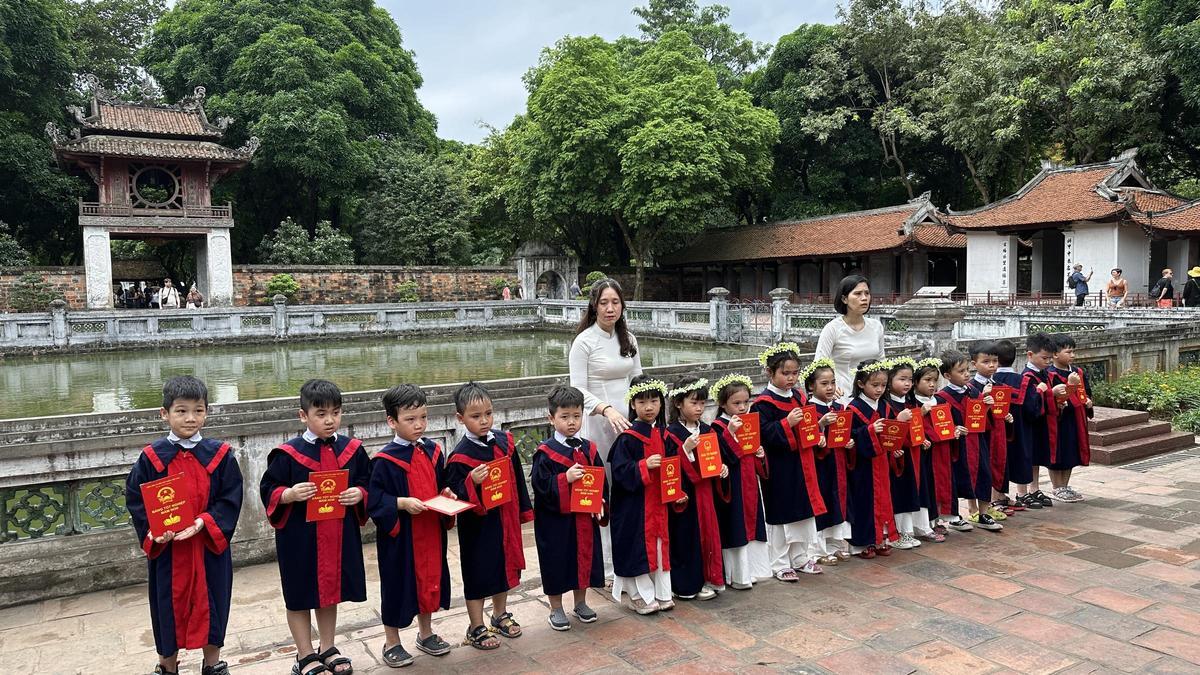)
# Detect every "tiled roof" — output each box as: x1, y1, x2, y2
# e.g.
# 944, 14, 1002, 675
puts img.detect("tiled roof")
1122, 188, 1188, 214
89, 104, 223, 138
54, 135, 253, 162
946, 164, 1126, 230
663, 201, 963, 266
1128, 200, 1200, 232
